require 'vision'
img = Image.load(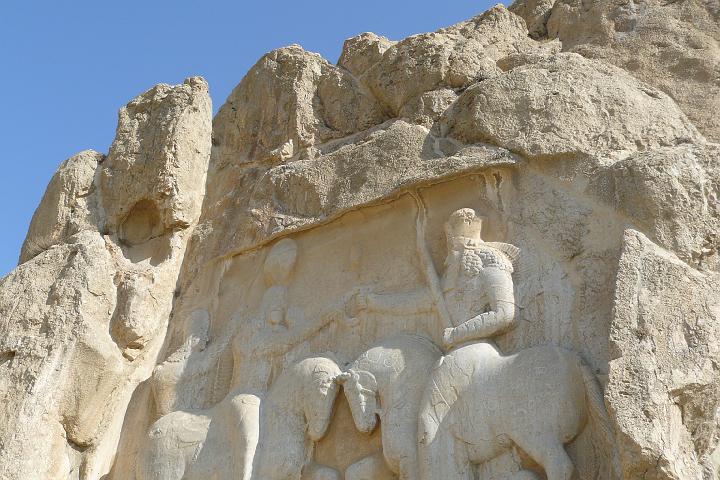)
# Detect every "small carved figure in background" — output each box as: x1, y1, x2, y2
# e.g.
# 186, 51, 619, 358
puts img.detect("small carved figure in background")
226, 237, 343, 479
139, 238, 345, 480
150, 309, 222, 416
